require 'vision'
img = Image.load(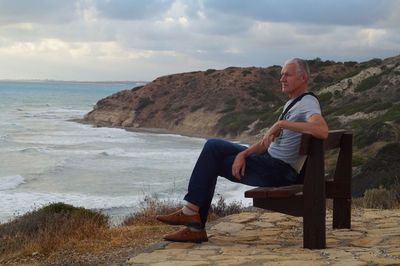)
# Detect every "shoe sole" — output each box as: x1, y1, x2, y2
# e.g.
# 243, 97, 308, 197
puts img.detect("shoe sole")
156, 217, 202, 228
164, 237, 208, 243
